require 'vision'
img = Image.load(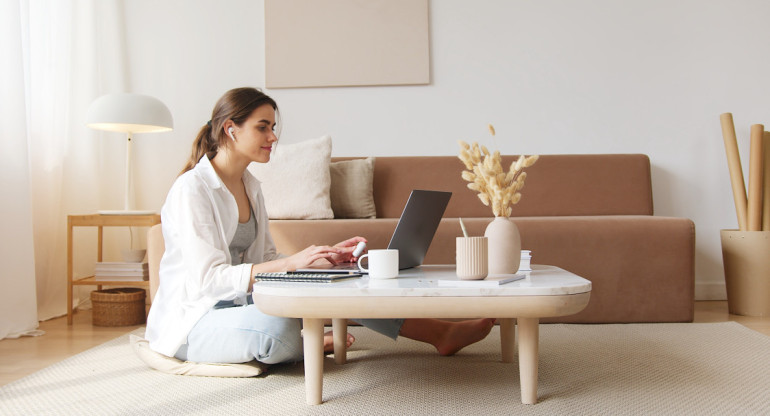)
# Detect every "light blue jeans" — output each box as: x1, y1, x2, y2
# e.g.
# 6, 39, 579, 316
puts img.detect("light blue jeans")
174, 303, 404, 365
